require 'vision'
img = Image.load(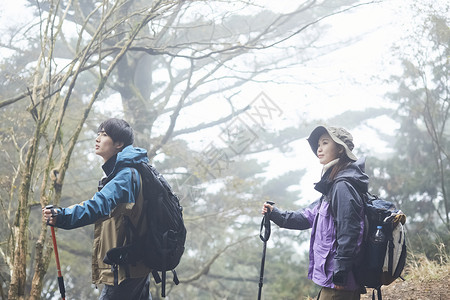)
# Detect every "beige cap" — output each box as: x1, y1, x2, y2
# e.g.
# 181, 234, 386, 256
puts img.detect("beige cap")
307, 126, 357, 161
